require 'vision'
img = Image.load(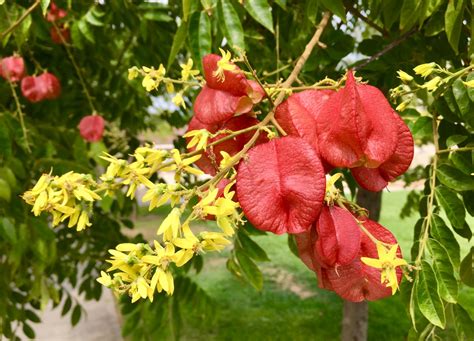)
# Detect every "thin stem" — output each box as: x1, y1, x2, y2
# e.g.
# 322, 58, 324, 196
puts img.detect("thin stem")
437, 146, 474, 154
8, 81, 31, 153
415, 117, 439, 265
52, 22, 96, 113
345, 3, 389, 37
354, 27, 417, 71
276, 13, 280, 80
0, 0, 40, 39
